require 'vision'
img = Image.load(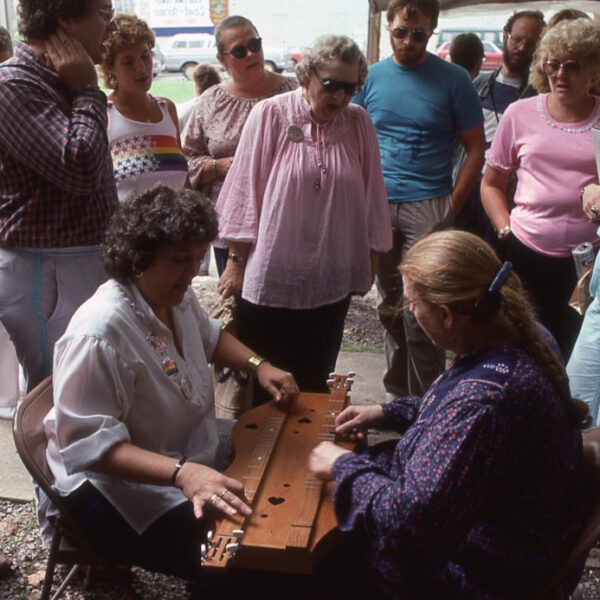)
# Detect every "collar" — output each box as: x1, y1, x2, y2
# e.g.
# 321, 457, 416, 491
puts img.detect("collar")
117, 279, 191, 336
11, 42, 61, 85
